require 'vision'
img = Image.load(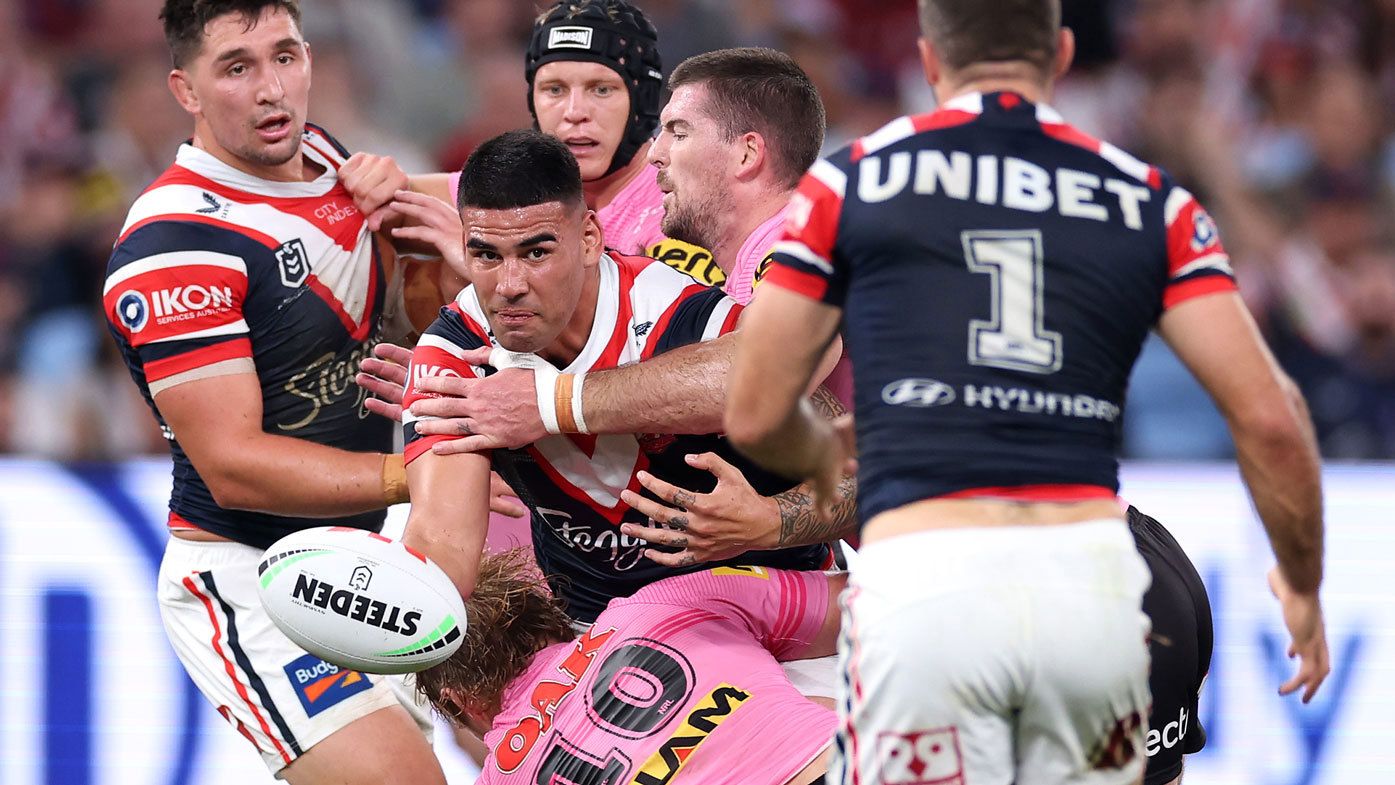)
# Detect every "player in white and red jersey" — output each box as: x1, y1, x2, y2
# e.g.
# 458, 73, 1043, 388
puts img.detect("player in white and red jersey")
399, 129, 832, 623
729, 2, 1329, 783
417, 551, 843, 785
101, 3, 443, 783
